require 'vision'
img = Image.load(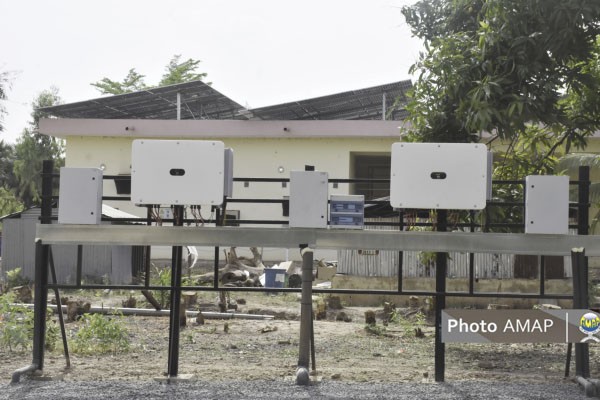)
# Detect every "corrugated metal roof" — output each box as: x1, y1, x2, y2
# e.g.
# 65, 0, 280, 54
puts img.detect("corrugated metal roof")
39, 80, 412, 122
